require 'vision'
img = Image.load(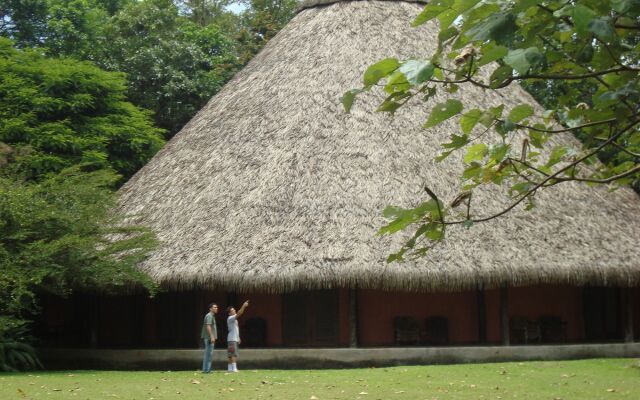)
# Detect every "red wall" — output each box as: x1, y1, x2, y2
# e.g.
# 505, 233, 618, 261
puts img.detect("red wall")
357, 289, 479, 346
